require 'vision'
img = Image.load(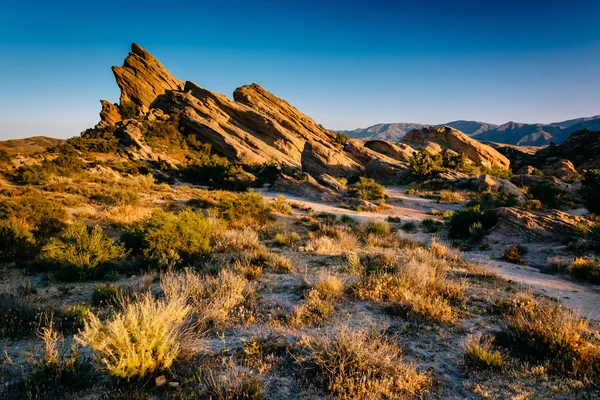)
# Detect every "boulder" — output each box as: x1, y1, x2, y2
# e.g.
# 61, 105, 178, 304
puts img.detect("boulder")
272, 173, 343, 202
96, 100, 122, 129
317, 173, 346, 192
401, 126, 510, 169
552, 160, 578, 180
477, 174, 527, 205
516, 165, 536, 175
488, 207, 593, 241
365, 158, 410, 184
112, 43, 184, 113
364, 140, 415, 162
